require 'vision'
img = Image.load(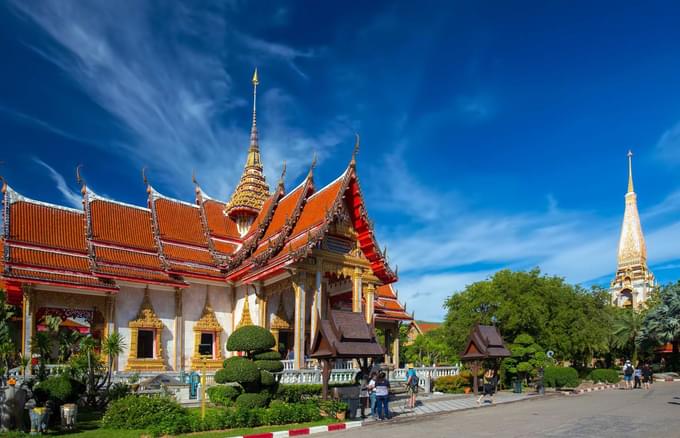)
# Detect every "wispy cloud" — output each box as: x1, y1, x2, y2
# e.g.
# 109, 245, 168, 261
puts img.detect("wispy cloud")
456, 94, 497, 122
235, 32, 316, 80
656, 120, 680, 163
8, 1, 340, 200
32, 158, 82, 208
